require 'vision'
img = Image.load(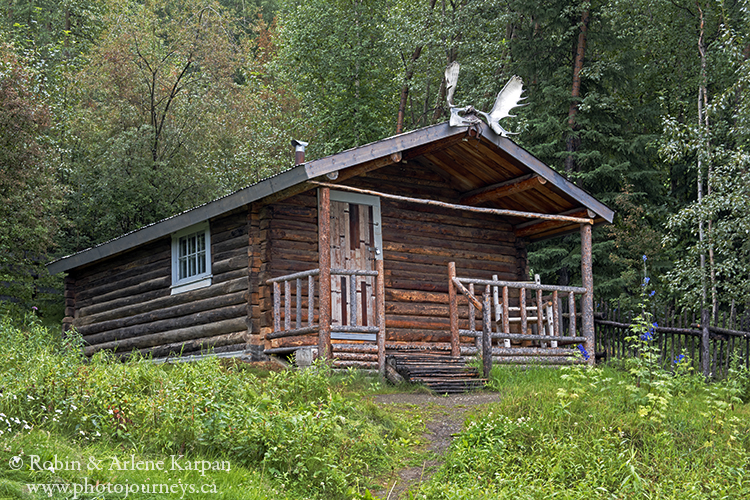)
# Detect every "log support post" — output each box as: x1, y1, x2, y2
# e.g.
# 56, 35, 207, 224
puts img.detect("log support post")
448, 262, 459, 356
376, 259, 386, 377
580, 223, 595, 365
318, 187, 332, 360
482, 288, 492, 378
